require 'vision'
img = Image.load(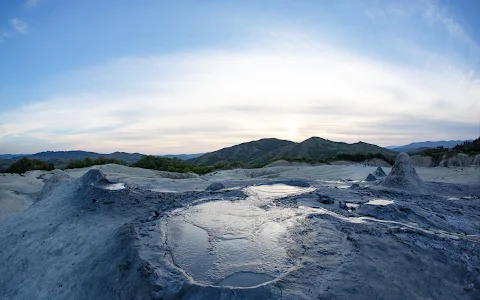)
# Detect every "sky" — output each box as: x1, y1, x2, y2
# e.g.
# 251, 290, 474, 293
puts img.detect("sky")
0, 0, 479, 154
